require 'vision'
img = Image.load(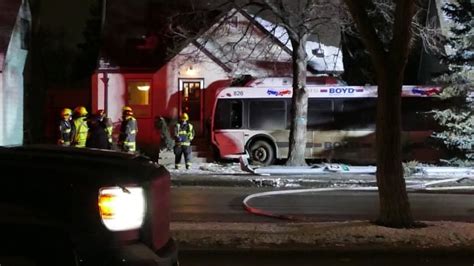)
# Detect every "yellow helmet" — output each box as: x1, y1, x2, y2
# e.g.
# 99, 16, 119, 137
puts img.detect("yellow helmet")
122, 106, 133, 116
180, 113, 189, 121
122, 106, 133, 112
61, 108, 72, 118
73, 106, 88, 116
